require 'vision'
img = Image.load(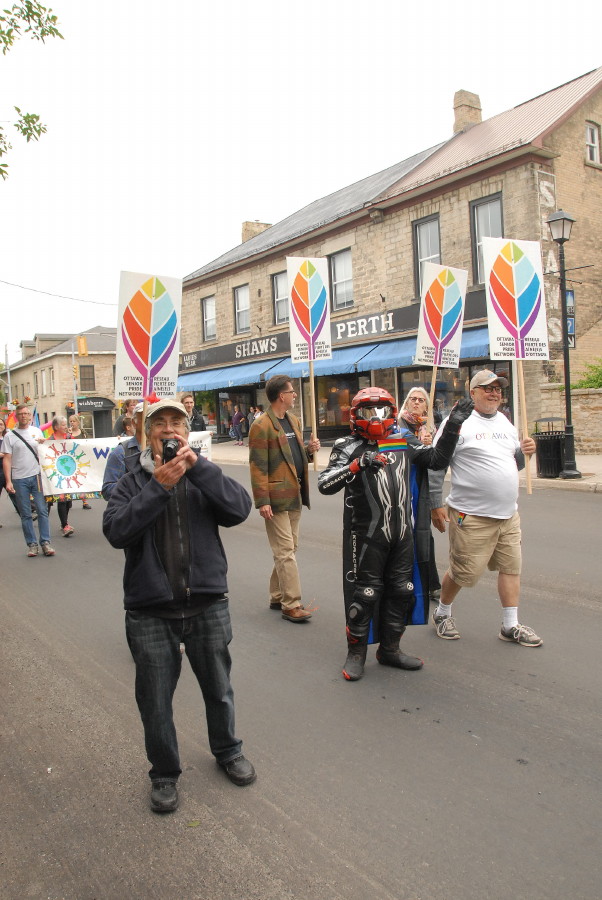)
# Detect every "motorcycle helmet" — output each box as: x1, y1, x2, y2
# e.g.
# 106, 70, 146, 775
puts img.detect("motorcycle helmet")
350, 387, 397, 440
